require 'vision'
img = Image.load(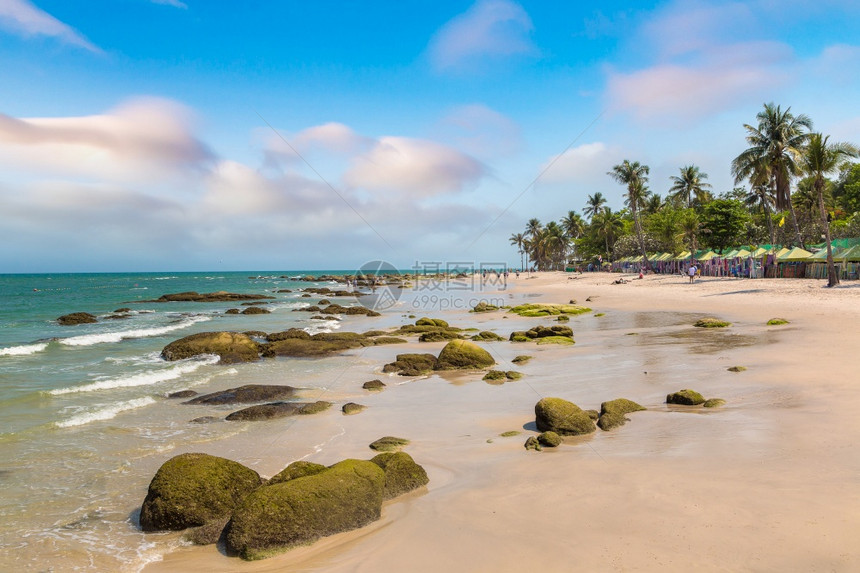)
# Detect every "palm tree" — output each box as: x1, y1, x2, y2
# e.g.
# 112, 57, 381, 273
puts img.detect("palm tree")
523, 218, 542, 271
509, 232, 525, 272
643, 193, 663, 215
732, 102, 812, 247
593, 207, 624, 260
669, 165, 712, 208
679, 209, 700, 253
799, 133, 859, 286
743, 162, 776, 246
609, 160, 652, 270
583, 192, 607, 220
559, 210, 584, 265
